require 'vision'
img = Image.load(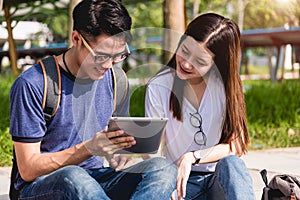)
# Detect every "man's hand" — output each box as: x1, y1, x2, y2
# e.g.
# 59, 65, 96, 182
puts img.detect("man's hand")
84, 129, 136, 157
